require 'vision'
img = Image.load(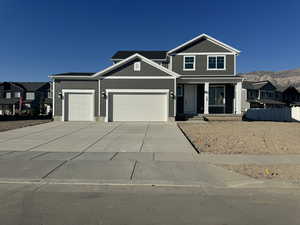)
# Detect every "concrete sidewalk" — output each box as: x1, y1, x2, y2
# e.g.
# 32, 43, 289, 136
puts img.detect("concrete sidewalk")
195, 154, 300, 165
0, 156, 258, 188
